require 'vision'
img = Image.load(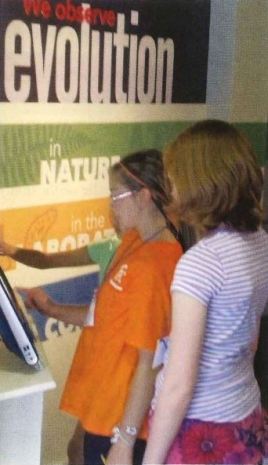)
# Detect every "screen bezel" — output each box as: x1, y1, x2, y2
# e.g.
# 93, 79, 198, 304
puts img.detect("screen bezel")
0, 266, 39, 364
